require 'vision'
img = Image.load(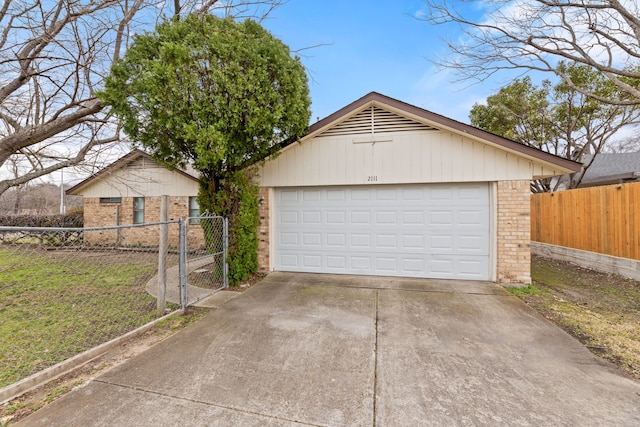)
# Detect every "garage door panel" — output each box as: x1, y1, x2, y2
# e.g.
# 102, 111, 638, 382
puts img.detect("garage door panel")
429, 210, 453, 225
326, 233, 346, 247
402, 258, 426, 272
430, 187, 453, 200
351, 234, 371, 247
376, 188, 398, 200
459, 185, 487, 199
302, 211, 322, 224
351, 211, 371, 223
351, 189, 370, 201
458, 209, 488, 226
458, 259, 484, 275
351, 256, 371, 269
302, 233, 322, 246
279, 253, 299, 268
402, 234, 425, 249
375, 234, 397, 248
326, 211, 346, 224
274, 184, 490, 280
431, 258, 453, 275
375, 211, 397, 224
327, 255, 346, 269
280, 211, 298, 223
302, 189, 322, 201
279, 232, 299, 246
302, 254, 322, 268
327, 189, 346, 201
280, 190, 299, 202
376, 257, 397, 271
402, 188, 424, 200
430, 234, 454, 251
457, 234, 487, 252
402, 211, 424, 225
